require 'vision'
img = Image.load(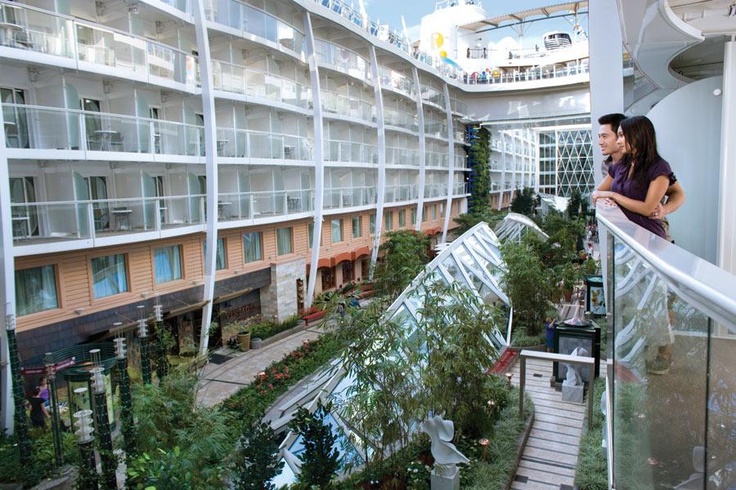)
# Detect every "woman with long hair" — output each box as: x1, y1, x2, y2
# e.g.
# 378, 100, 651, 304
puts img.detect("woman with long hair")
592, 115, 677, 240
592, 115, 677, 375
